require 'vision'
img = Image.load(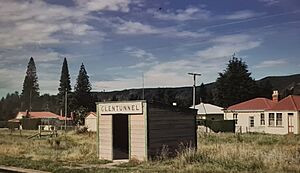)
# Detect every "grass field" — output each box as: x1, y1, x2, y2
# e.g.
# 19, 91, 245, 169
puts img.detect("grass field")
0, 129, 299, 172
